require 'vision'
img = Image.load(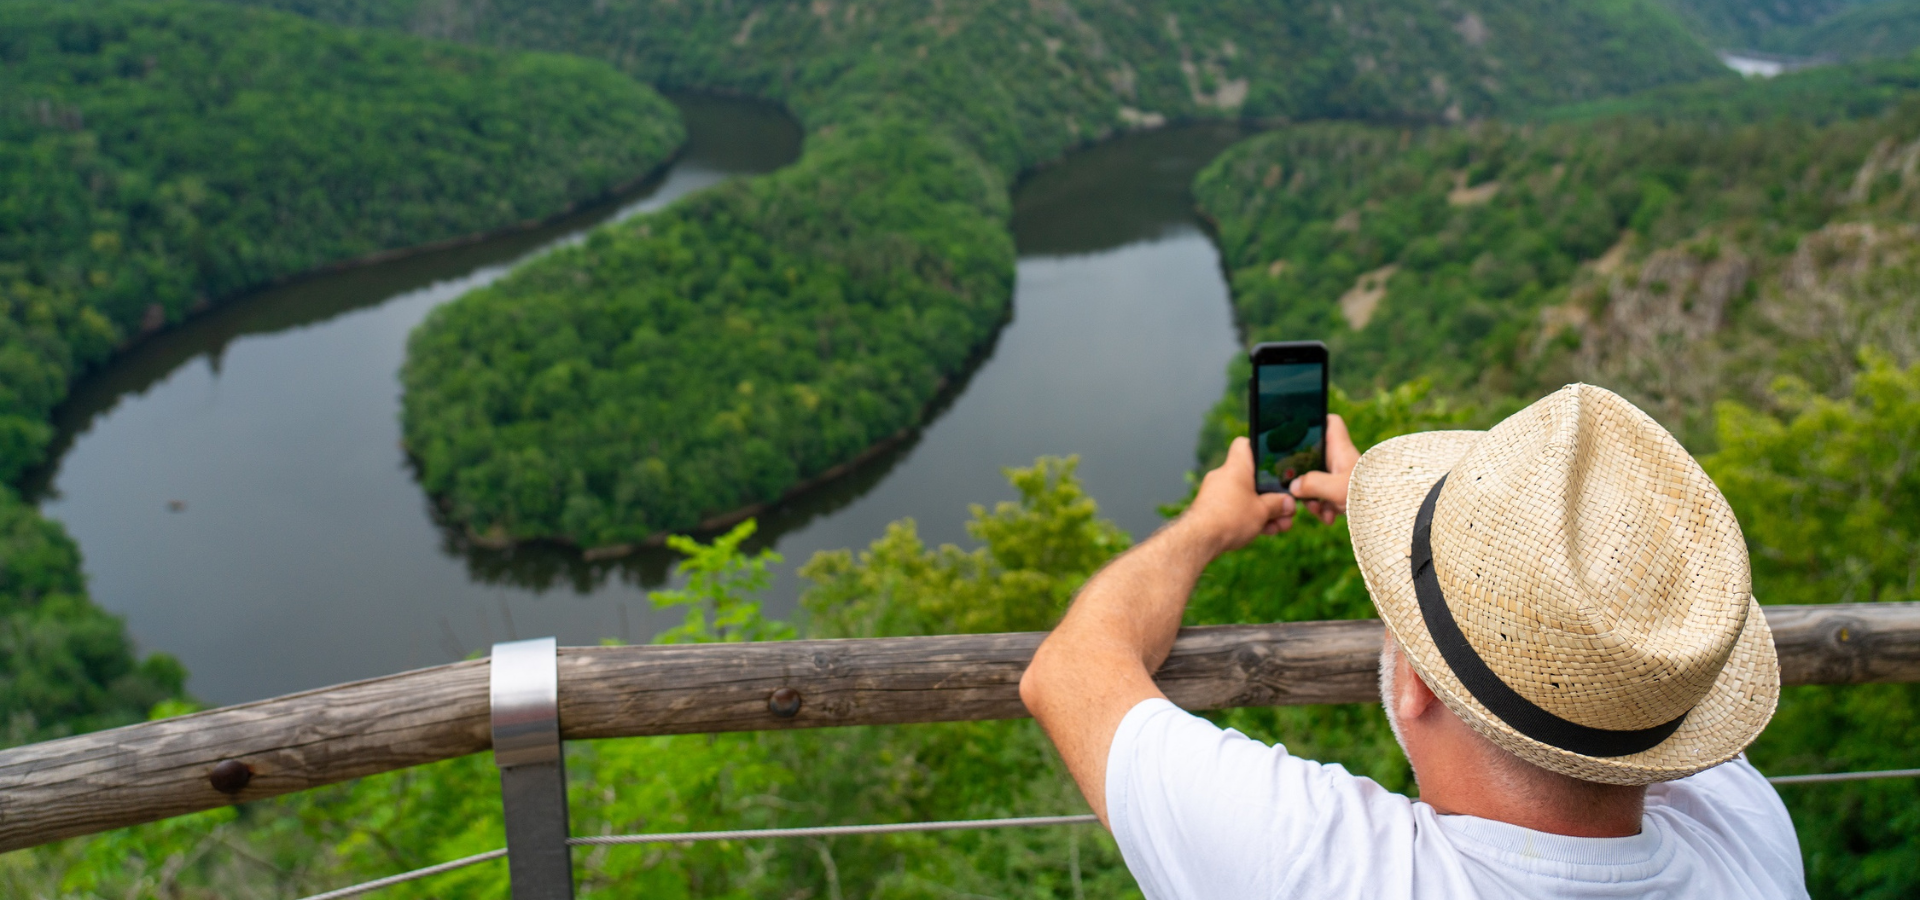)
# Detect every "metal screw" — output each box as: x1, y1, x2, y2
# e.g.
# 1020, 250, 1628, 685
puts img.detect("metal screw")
768, 687, 803, 718
209, 759, 252, 795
